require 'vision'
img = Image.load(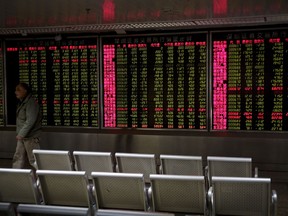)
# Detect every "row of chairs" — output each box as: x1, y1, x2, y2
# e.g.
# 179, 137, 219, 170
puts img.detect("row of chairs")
32, 150, 257, 183
0, 168, 277, 216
